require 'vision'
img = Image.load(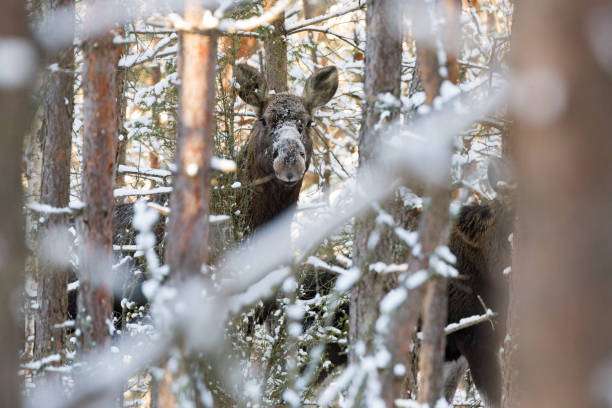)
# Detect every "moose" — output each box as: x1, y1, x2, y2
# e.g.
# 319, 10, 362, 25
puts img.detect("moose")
233, 63, 338, 232
443, 158, 516, 407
